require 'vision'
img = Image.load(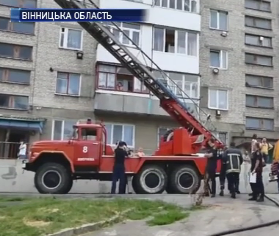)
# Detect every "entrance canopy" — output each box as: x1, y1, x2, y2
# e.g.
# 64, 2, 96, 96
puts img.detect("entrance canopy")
0, 116, 46, 134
